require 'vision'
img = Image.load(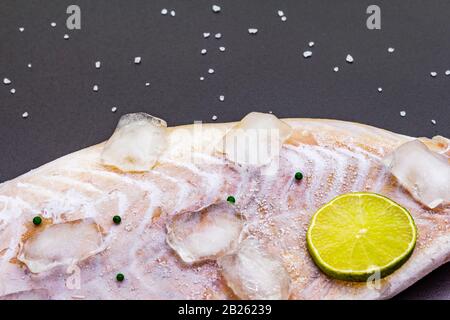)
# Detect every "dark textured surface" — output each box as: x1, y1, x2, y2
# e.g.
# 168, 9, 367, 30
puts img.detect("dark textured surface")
0, 0, 448, 299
